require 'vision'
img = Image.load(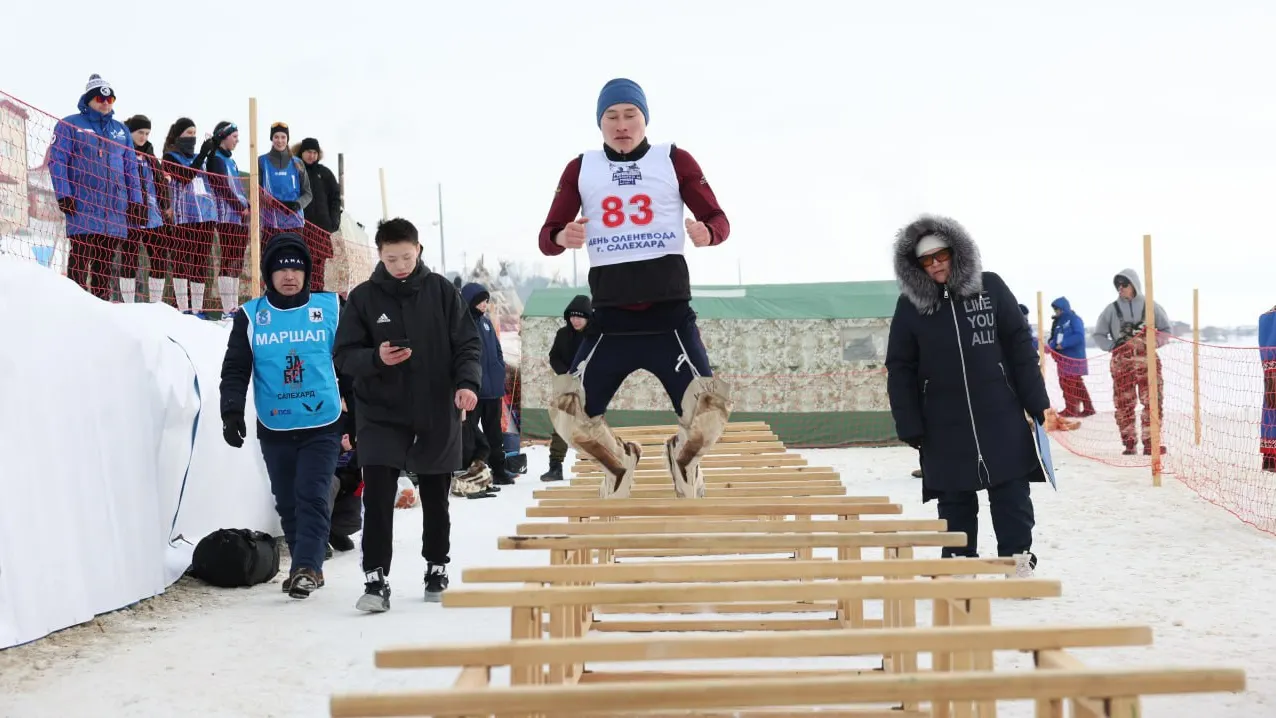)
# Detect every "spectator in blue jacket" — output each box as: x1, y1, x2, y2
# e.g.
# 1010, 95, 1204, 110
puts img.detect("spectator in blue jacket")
1048, 296, 1094, 417
49, 74, 143, 300
259, 122, 312, 241
120, 115, 171, 305
460, 282, 511, 485
204, 121, 251, 317
160, 118, 218, 315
